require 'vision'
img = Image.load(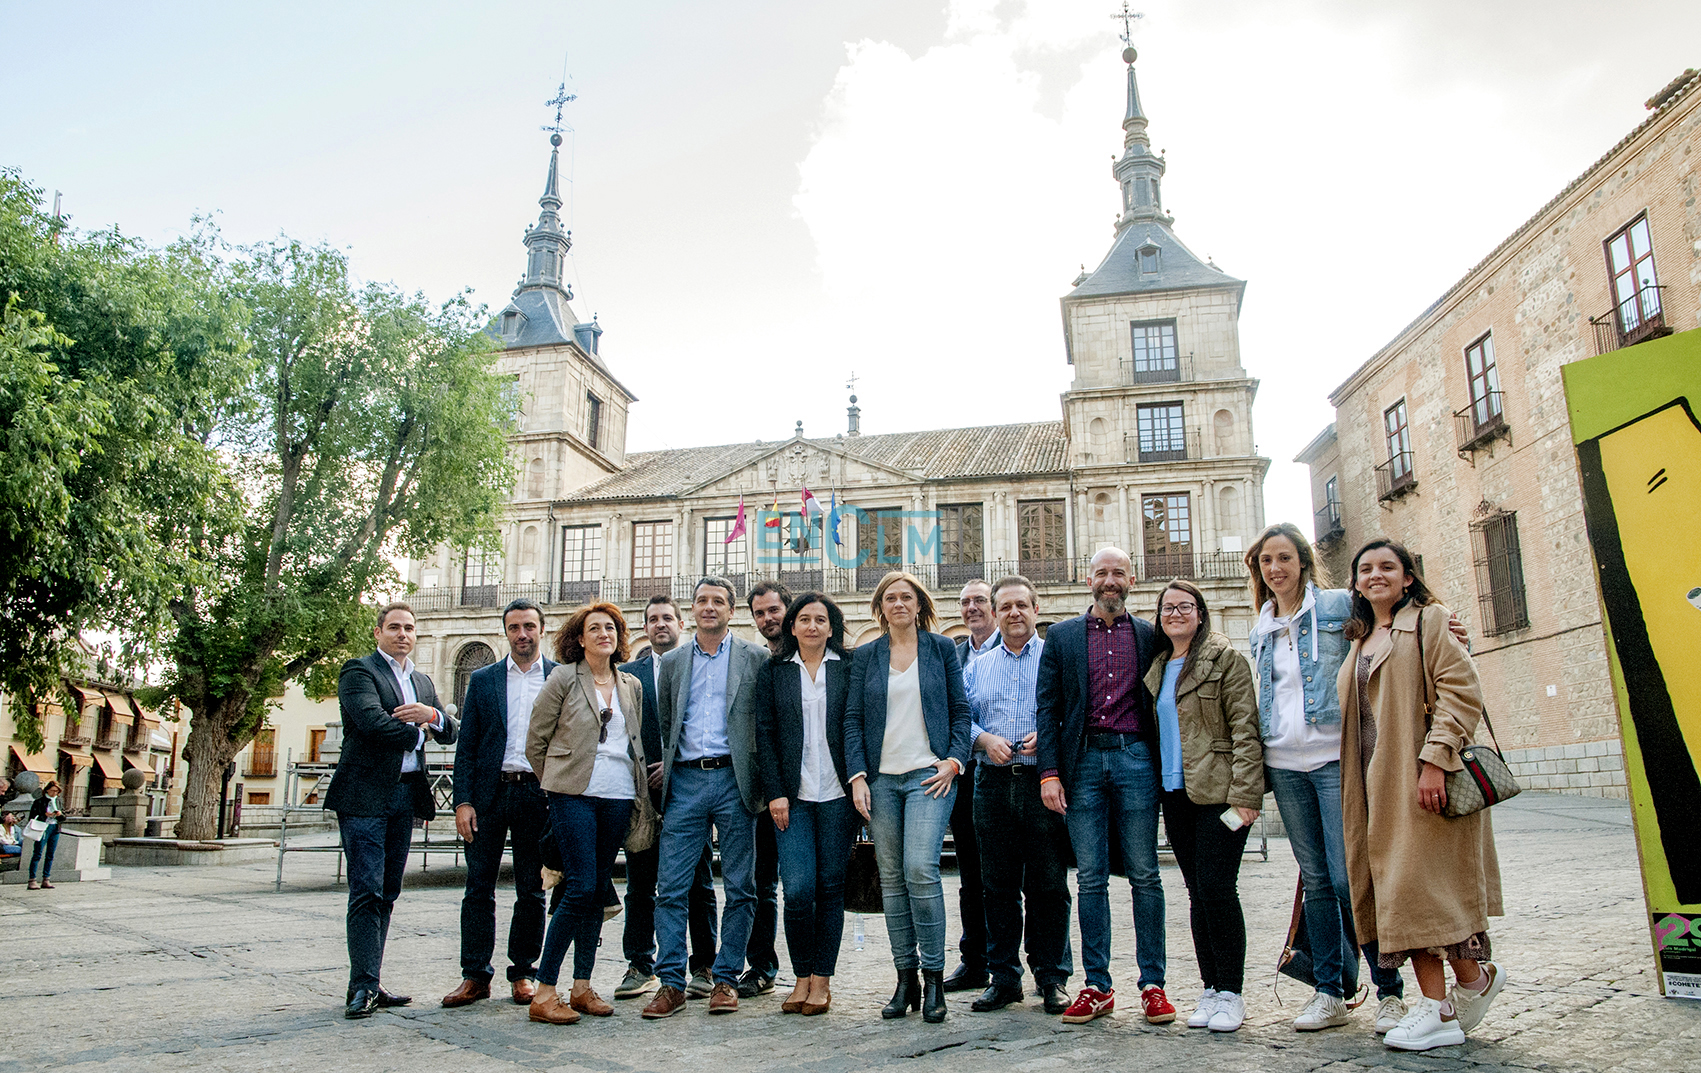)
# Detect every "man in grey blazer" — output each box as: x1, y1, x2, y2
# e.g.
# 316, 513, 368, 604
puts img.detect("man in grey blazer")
640, 577, 770, 1019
